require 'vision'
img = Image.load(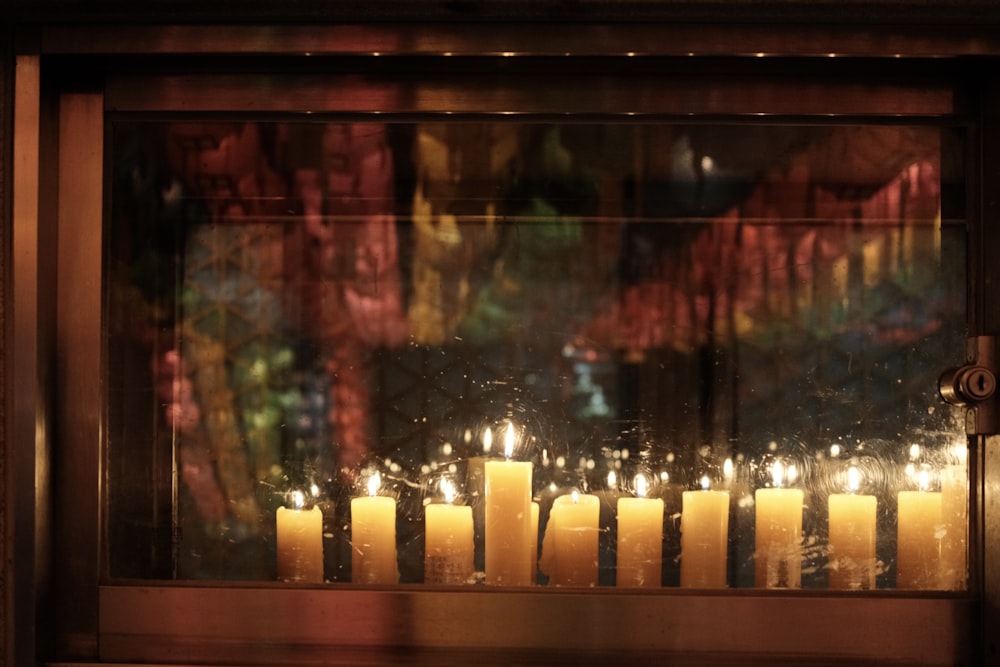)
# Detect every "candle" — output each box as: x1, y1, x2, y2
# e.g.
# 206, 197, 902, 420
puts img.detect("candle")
530, 500, 540, 581
897, 469, 943, 590
539, 490, 600, 586
755, 461, 804, 588
465, 426, 492, 572
351, 472, 398, 584
939, 446, 968, 590
276, 491, 324, 583
484, 422, 534, 586
617, 474, 665, 588
680, 475, 730, 588
424, 480, 475, 585
828, 466, 877, 590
